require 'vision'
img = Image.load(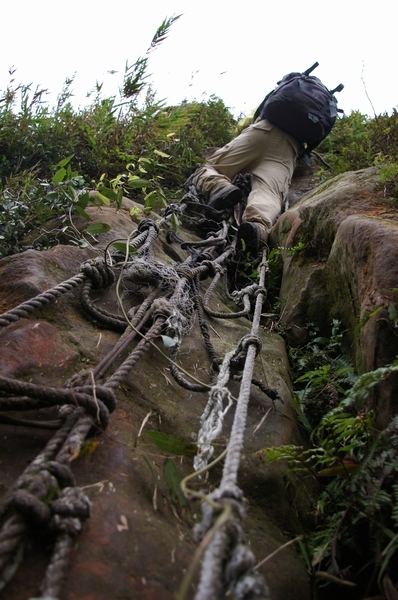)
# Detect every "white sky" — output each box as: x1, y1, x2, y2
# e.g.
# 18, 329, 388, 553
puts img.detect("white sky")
1, 0, 396, 120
